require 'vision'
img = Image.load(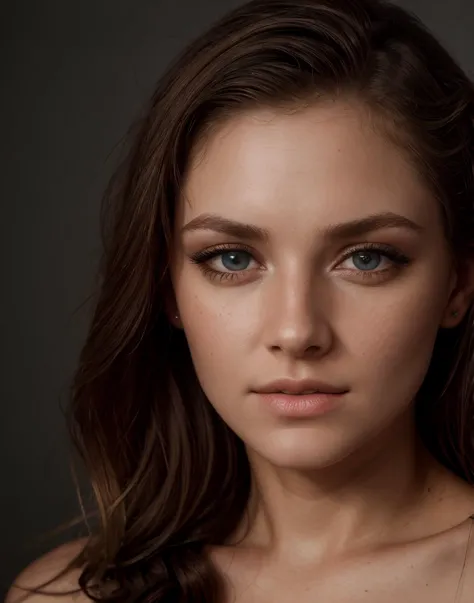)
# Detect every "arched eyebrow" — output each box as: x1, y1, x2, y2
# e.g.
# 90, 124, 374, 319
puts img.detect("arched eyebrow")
181, 211, 424, 242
